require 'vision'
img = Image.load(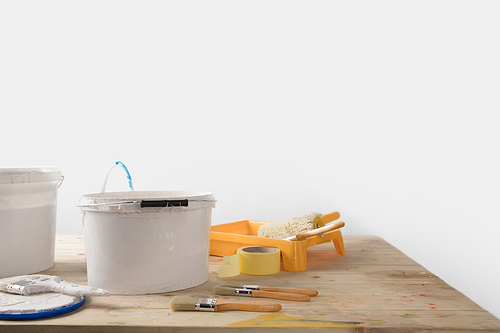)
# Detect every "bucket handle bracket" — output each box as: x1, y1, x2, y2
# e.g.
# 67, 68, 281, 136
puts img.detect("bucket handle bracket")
58, 175, 65, 188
